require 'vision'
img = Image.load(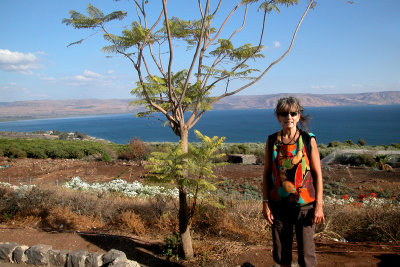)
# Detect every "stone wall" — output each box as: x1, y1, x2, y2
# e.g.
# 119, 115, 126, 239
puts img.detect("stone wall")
0, 242, 140, 267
